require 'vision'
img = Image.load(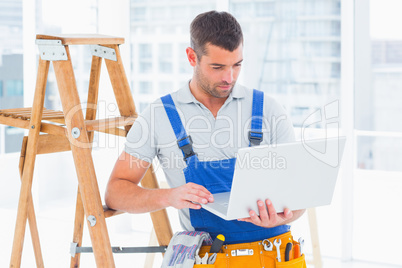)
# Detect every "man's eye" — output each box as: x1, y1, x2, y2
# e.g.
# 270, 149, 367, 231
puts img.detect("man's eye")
212, 66, 222, 70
